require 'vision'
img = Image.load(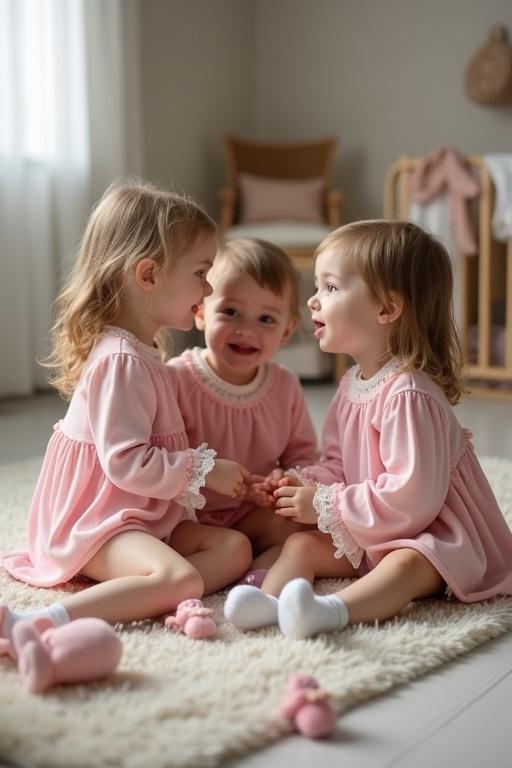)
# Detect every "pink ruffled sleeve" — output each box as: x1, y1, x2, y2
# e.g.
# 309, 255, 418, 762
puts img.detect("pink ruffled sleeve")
280, 374, 319, 470
87, 354, 215, 508
314, 391, 451, 567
